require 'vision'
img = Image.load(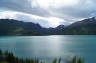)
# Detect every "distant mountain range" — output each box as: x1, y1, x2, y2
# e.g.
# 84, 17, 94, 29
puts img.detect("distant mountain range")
0, 17, 96, 35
